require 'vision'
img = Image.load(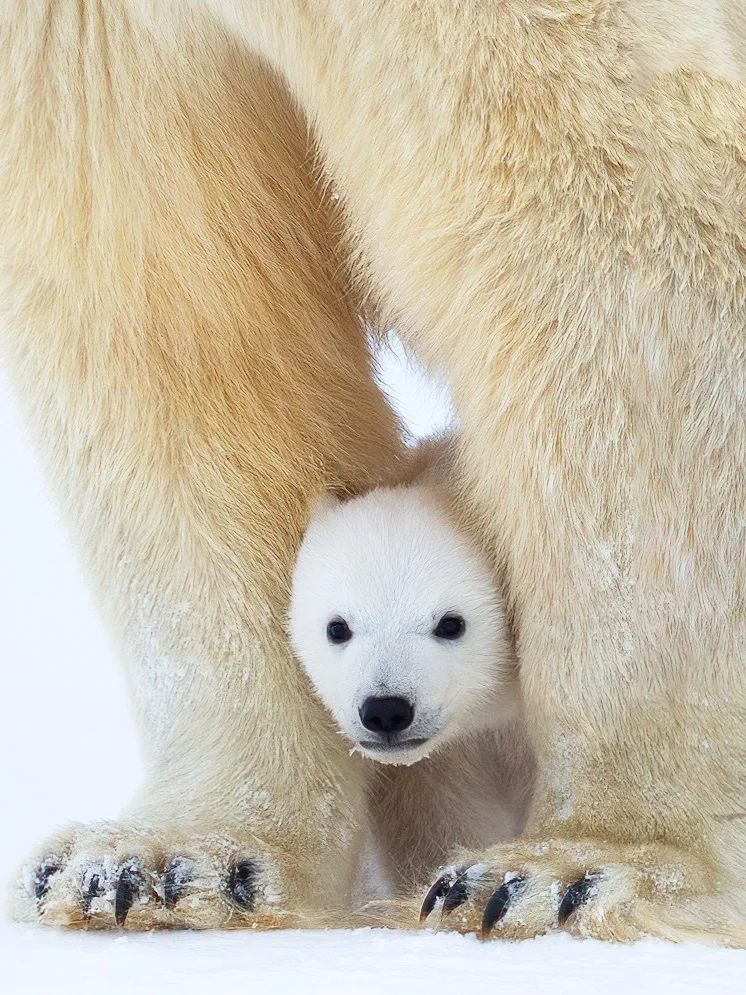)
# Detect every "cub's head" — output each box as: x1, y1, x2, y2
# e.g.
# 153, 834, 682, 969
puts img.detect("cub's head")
289, 485, 517, 765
